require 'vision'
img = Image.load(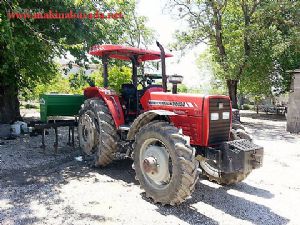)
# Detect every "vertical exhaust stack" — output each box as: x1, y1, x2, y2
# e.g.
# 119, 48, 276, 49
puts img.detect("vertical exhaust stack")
156, 41, 167, 92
